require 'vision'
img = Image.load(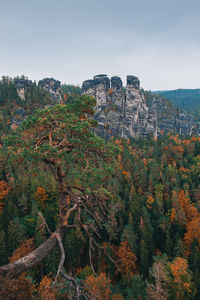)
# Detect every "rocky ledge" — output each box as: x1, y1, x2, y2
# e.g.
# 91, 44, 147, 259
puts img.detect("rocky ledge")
82, 74, 200, 138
